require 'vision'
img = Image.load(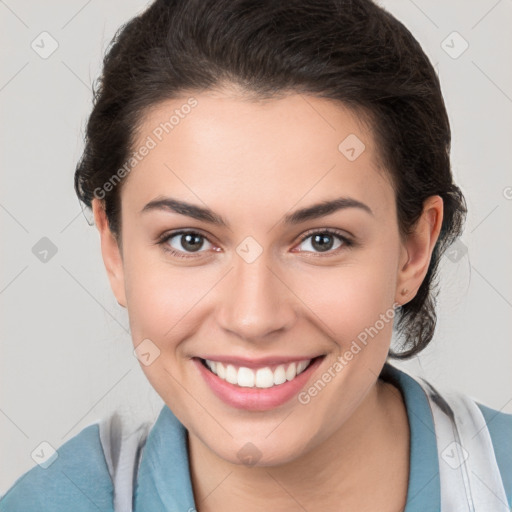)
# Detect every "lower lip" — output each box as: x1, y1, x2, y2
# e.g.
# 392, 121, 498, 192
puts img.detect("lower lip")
192, 356, 325, 411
